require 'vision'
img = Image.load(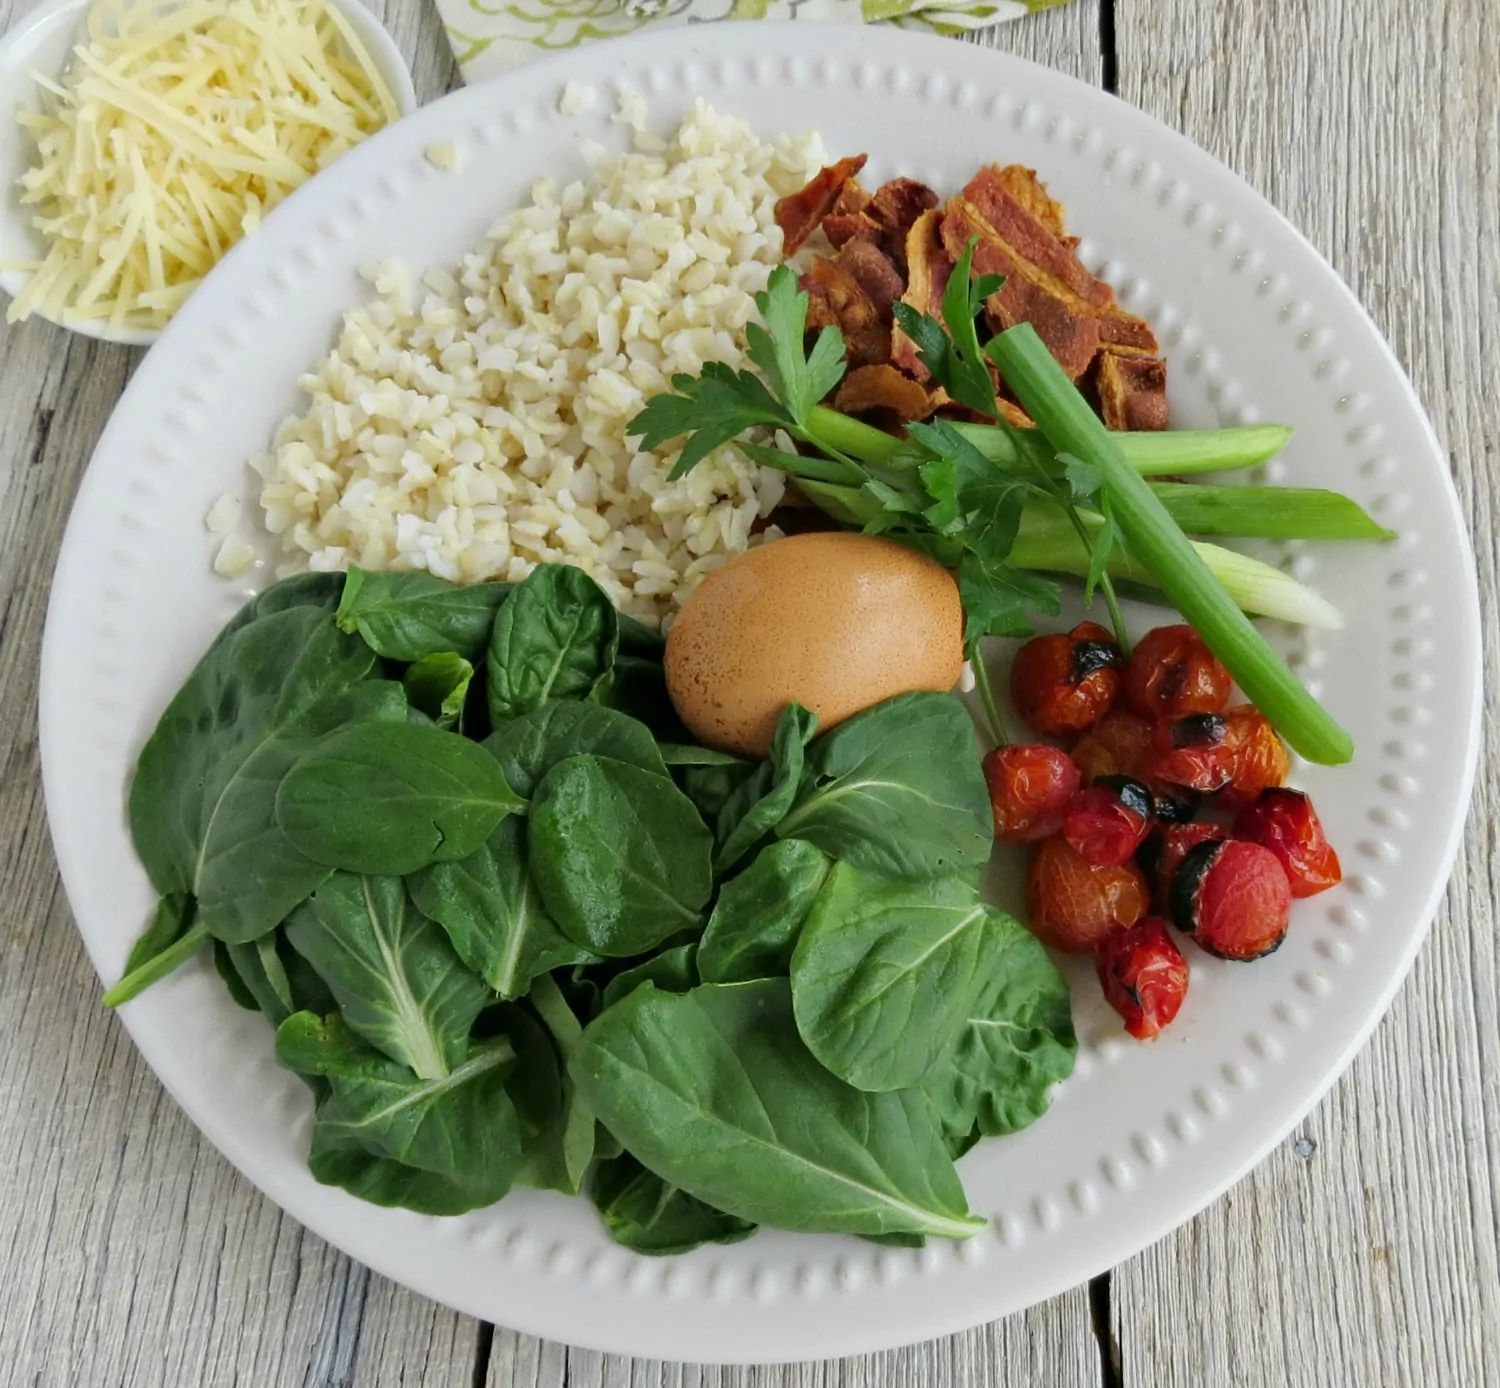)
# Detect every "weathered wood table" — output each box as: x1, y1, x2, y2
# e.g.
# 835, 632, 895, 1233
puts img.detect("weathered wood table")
1, 0, 1494, 1382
